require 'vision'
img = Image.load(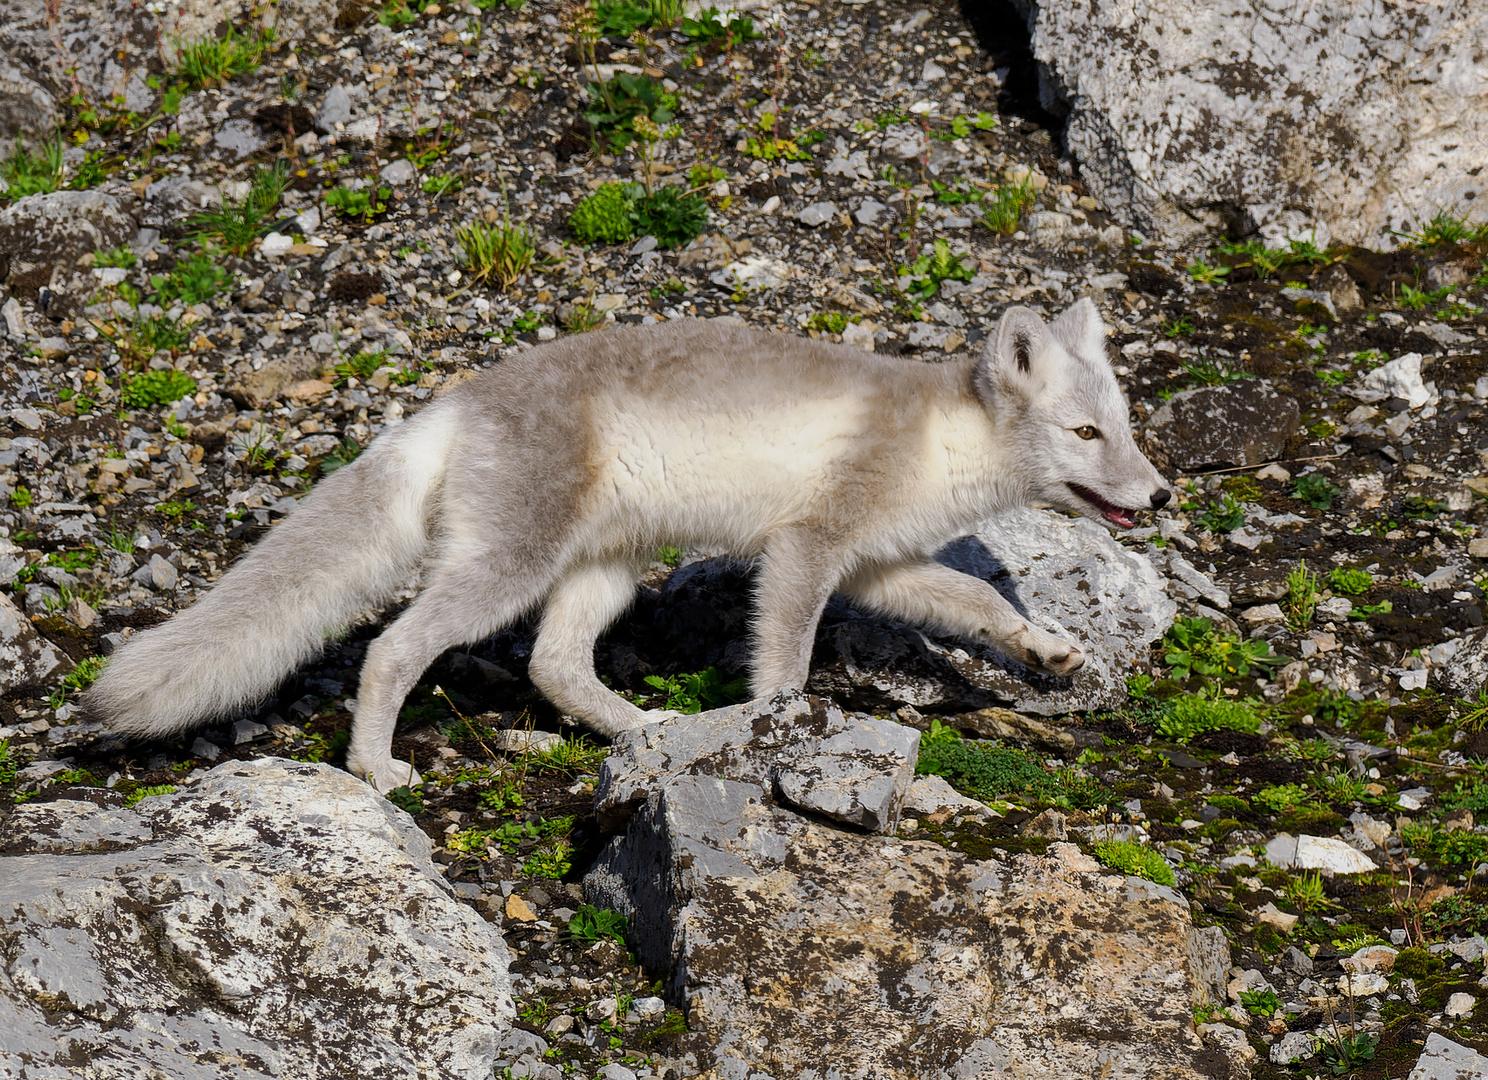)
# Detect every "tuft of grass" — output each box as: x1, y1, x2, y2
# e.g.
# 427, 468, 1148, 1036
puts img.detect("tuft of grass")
979, 175, 1036, 235
456, 213, 535, 291
122, 369, 196, 408
96, 311, 190, 368
1284, 560, 1318, 631
1154, 695, 1261, 743
0, 133, 65, 200
62, 656, 108, 696
171, 25, 275, 90
1091, 839, 1175, 886
1401, 209, 1488, 248
190, 161, 288, 255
